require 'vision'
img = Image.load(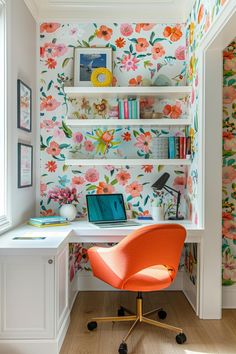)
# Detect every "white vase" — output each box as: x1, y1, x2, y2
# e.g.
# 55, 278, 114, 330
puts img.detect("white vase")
59, 204, 77, 221
151, 206, 164, 221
